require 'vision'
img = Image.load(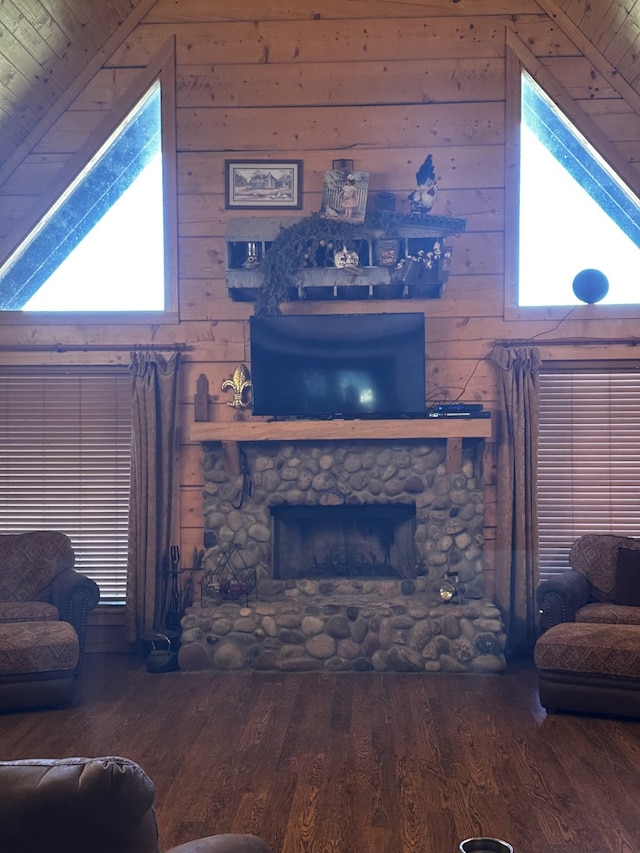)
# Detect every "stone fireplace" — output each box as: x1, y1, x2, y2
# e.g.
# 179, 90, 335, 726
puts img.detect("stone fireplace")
178, 435, 506, 674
